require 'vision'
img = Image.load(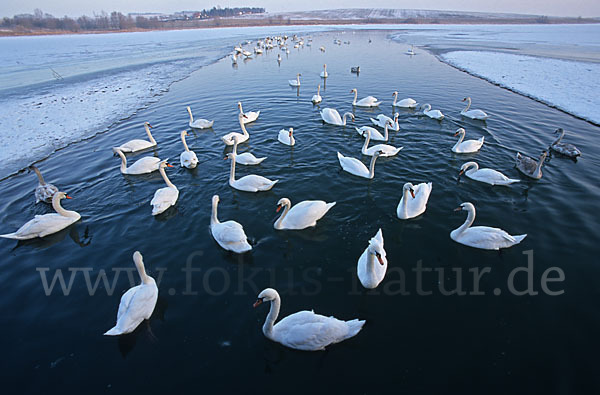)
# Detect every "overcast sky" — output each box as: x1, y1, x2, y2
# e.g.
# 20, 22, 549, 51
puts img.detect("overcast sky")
2, 0, 599, 18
